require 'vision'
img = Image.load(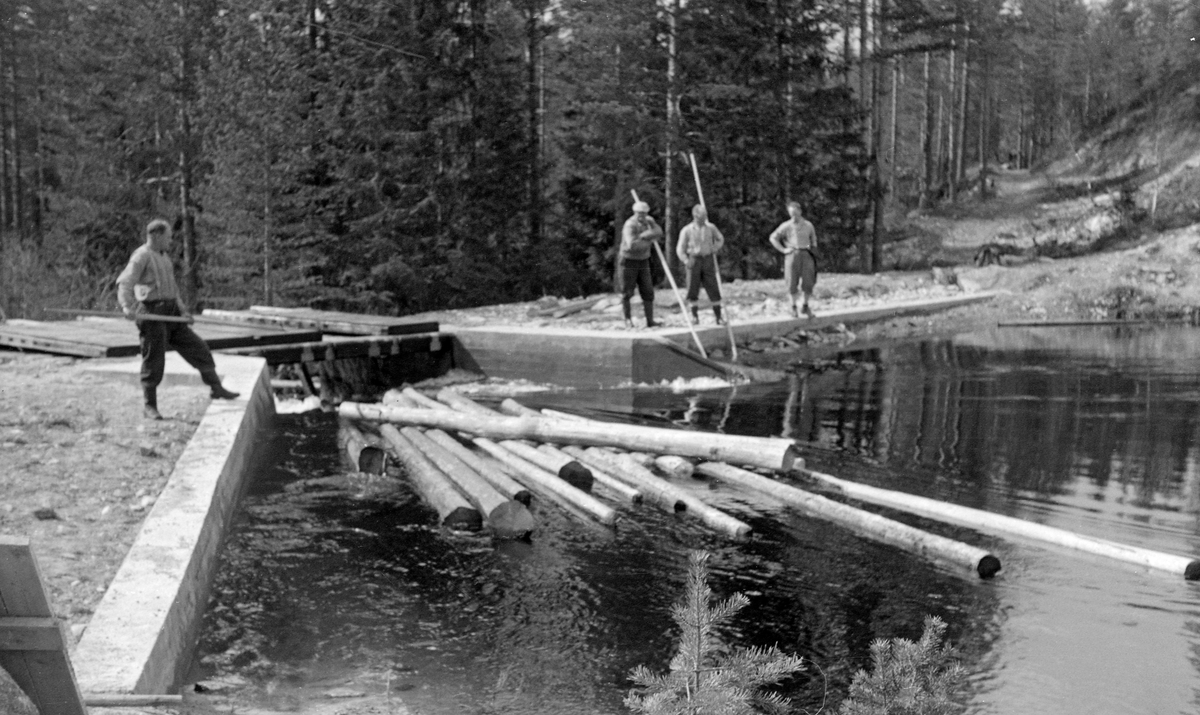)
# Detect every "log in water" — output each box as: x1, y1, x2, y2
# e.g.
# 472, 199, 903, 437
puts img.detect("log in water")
378, 425, 481, 532
401, 427, 535, 540
800, 467, 1199, 580
695, 462, 1001, 579
338, 402, 797, 471
339, 419, 386, 474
